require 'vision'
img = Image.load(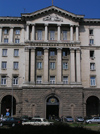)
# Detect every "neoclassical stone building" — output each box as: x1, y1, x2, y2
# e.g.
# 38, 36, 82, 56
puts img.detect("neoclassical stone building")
0, 5, 100, 119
